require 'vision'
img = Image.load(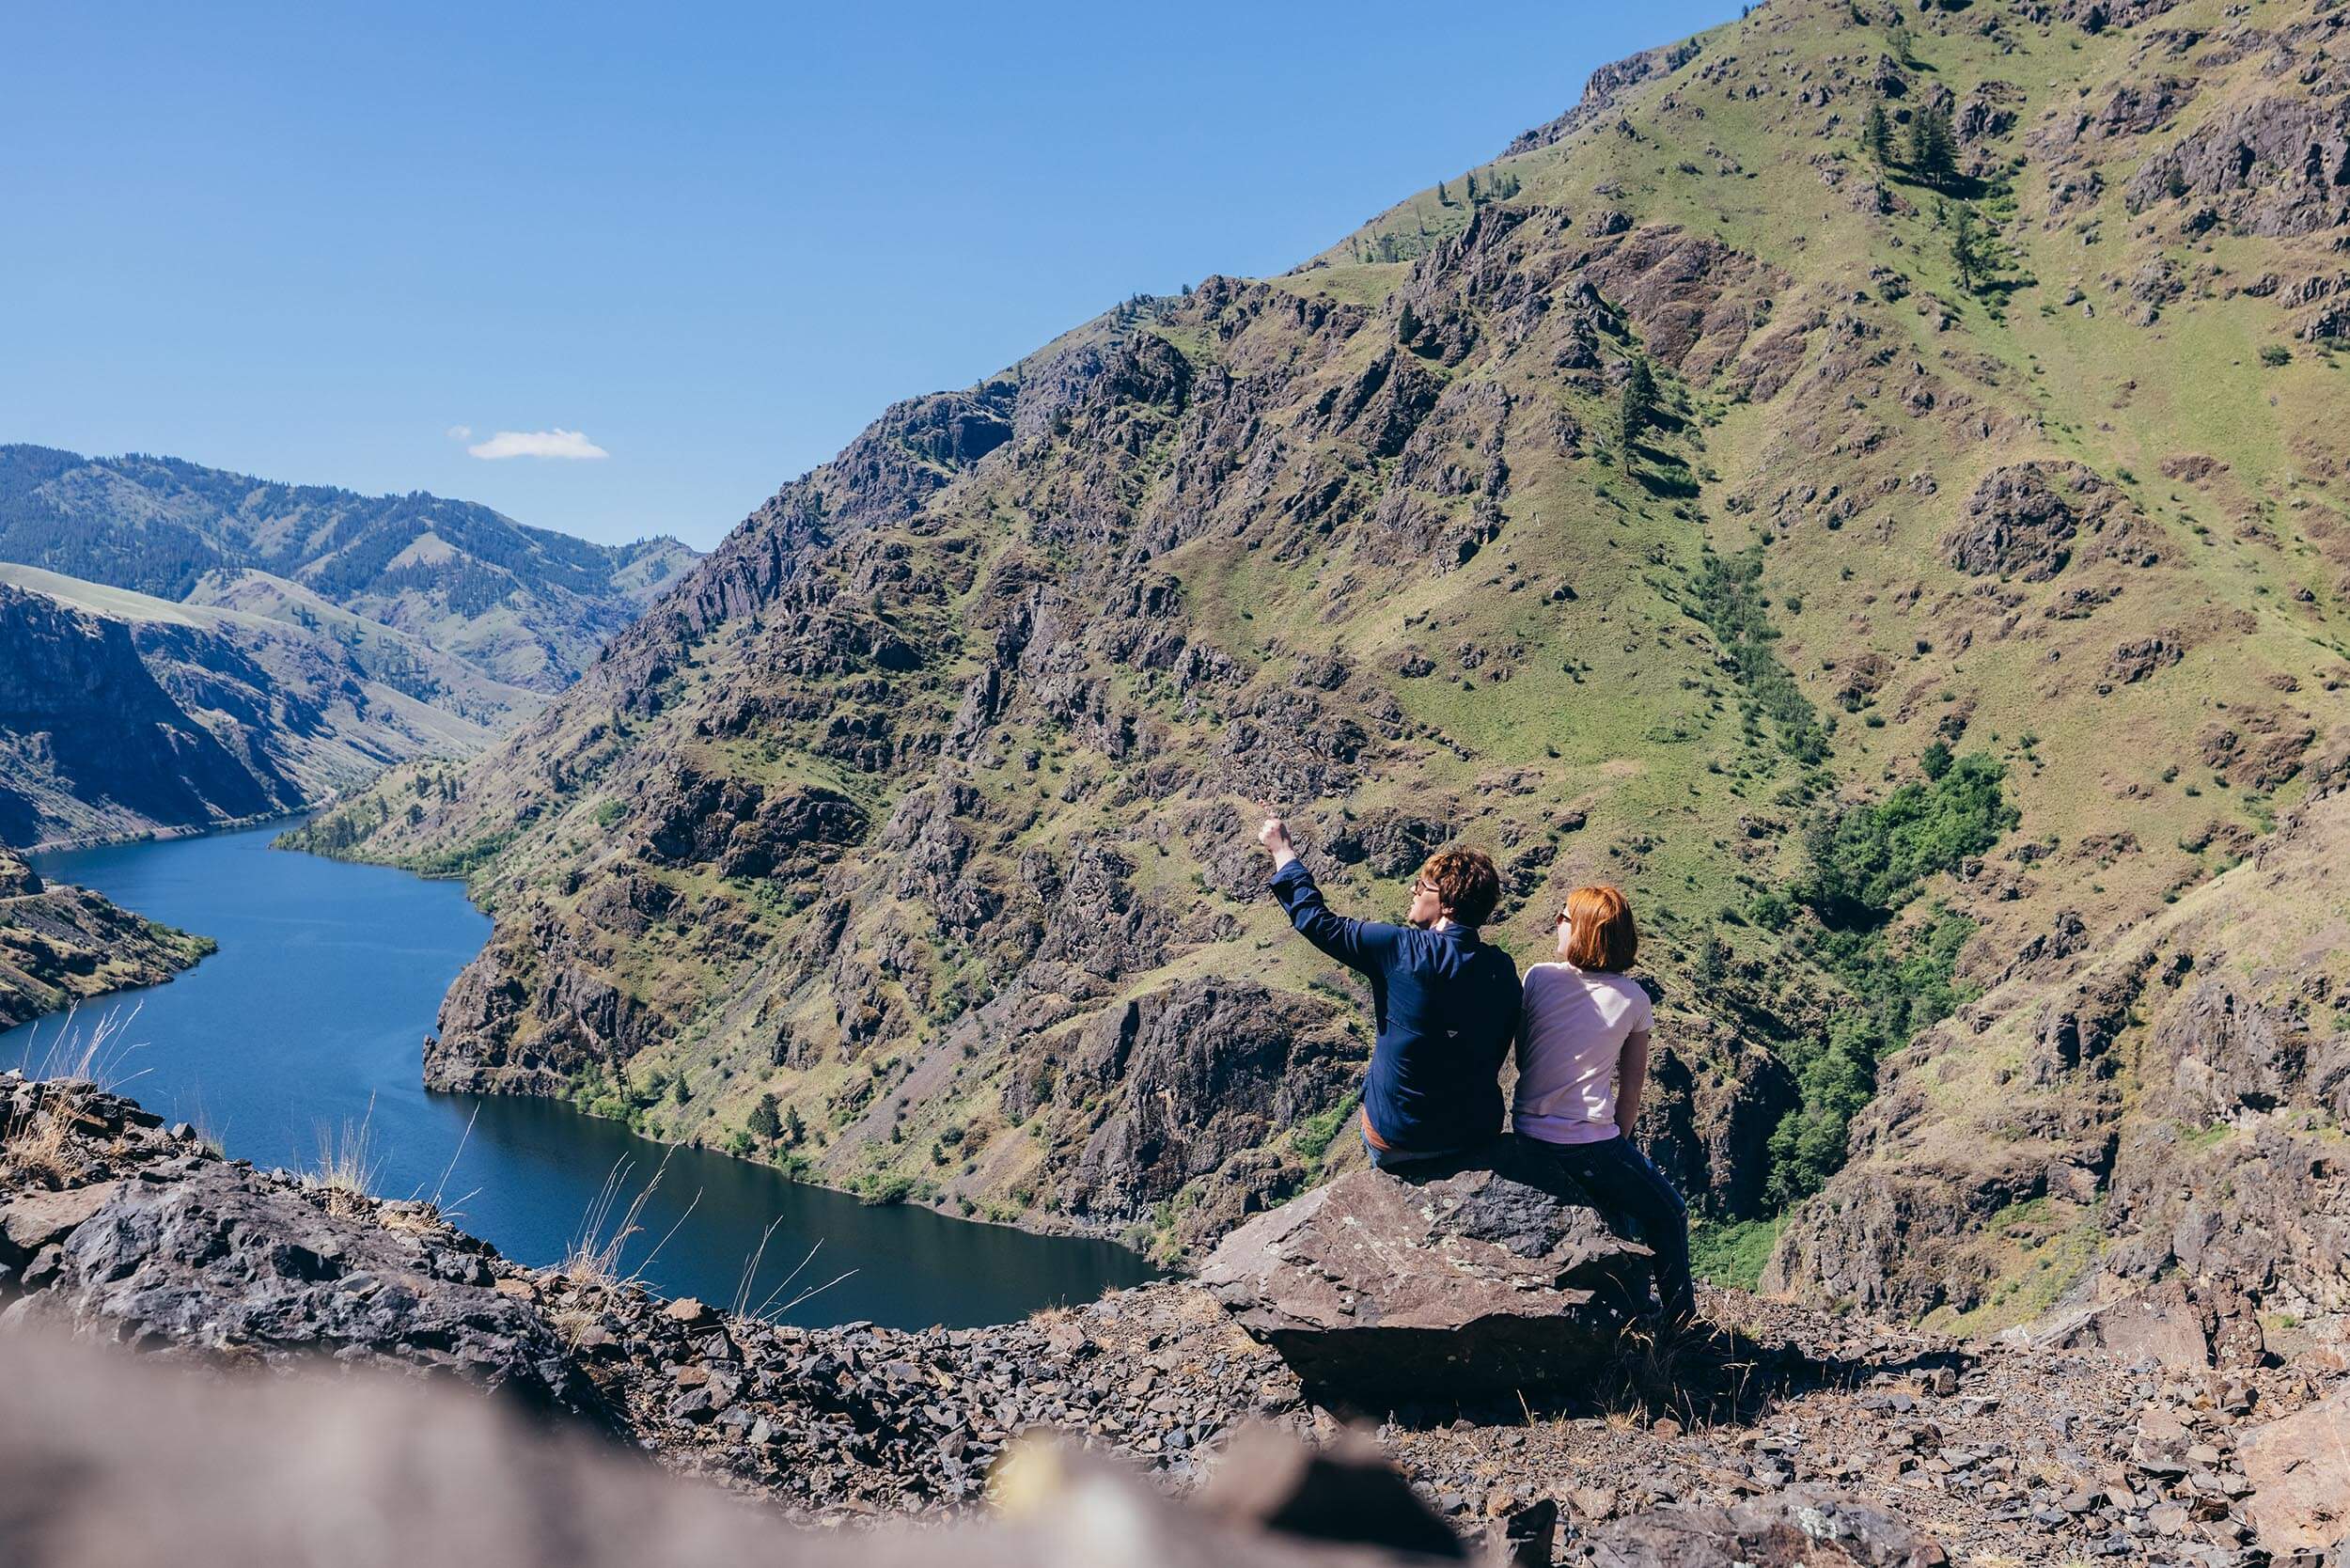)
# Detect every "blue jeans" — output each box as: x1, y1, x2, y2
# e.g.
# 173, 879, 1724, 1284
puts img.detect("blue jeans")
1359, 1128, 1474, 1171
1509, 1132, 1694, 1324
